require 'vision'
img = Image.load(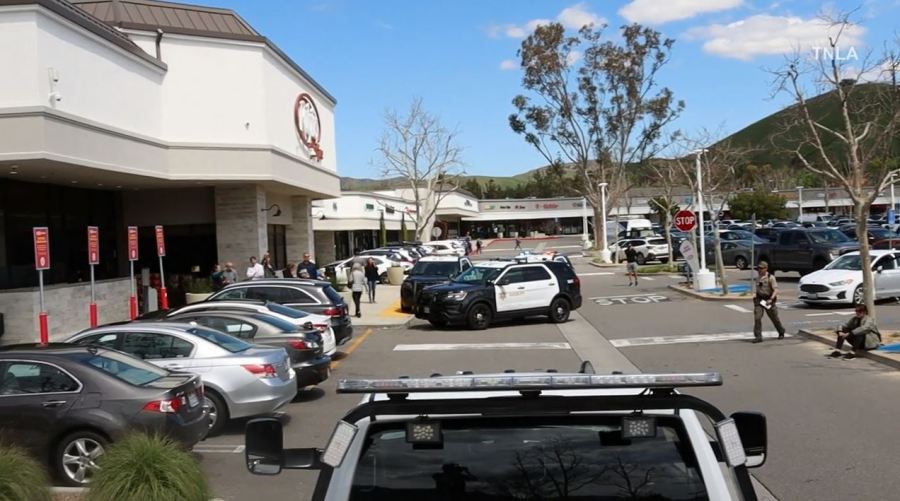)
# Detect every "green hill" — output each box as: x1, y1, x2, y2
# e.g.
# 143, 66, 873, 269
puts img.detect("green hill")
340, 166, 545, 192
